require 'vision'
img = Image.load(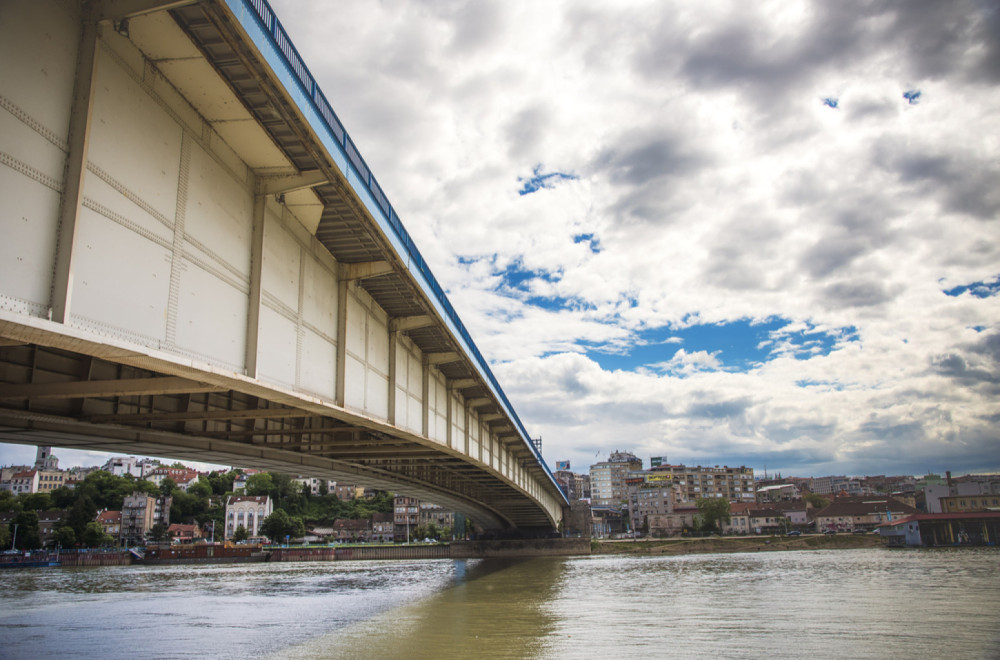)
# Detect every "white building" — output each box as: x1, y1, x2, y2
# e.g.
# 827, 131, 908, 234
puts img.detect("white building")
225, 495, 273, 541
102, 456, 157, 478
